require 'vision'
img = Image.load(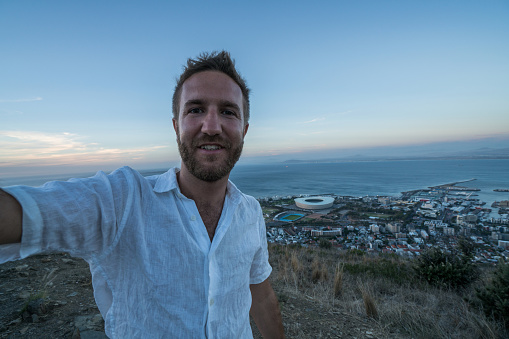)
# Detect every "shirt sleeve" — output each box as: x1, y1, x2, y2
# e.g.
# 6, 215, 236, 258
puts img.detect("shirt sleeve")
249, 202, 272, 284
0, 167, 134, 263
